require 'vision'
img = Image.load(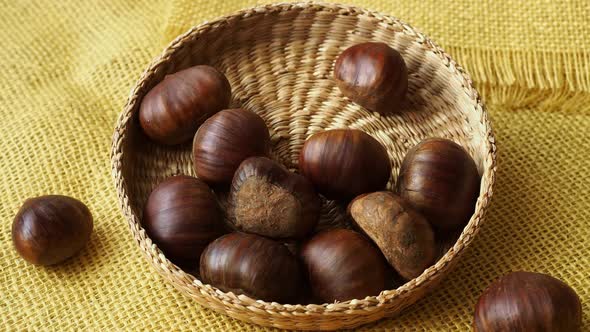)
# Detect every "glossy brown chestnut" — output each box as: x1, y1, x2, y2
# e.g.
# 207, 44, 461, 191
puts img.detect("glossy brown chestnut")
143, 175, 224, 269
139, 65, 231, 145
348, 191, 435, 280
299, 129, 391, 200
12, 195, 93, 266
193, 108, 271, 186
474, 271, 582, 332
334, 42, 408, 115
397, 138, 480, 230
229, 157, 320, 239
283, 240, 301, 256
300, 228, 388, 302
199, 232, 304, 303
434, 229, 462, 262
